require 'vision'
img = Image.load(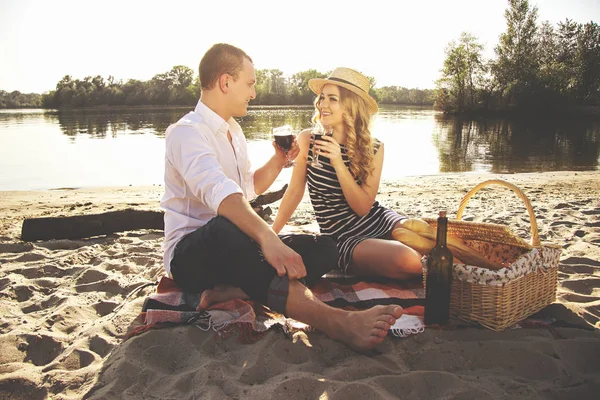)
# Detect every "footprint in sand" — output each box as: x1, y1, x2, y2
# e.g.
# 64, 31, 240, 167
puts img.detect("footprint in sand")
562, 277, 600, 296
550, 220, 577, 227
128, 246, 154, 253
271, 377, 329, 399
22, 293, 67, 315
0, 242, 34, 254
139, 233, 163, 241
35, 240, 89, 251
14, 285, 35, 302
561, 256, 600, 267
20, 333, 64, 366
14, 264, 70, 279
0, 377, 48, 400
75, 279, 123, 295
76, 269, 109, 285
51, 348, 97, 371
559, 292, 600, 303
89, 335, 113, 358
581, 208, 600, 215
271, 339, 310, 365
93, 300, 119, 316
14, 252, 47, 263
